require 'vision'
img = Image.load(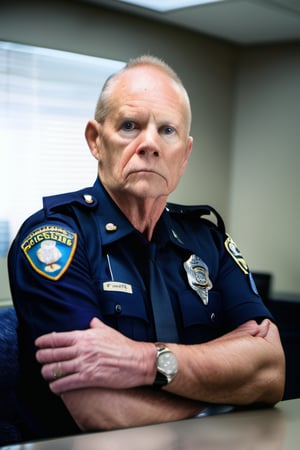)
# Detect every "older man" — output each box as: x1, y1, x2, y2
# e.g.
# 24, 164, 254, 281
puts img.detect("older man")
8, 55, 285, 442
